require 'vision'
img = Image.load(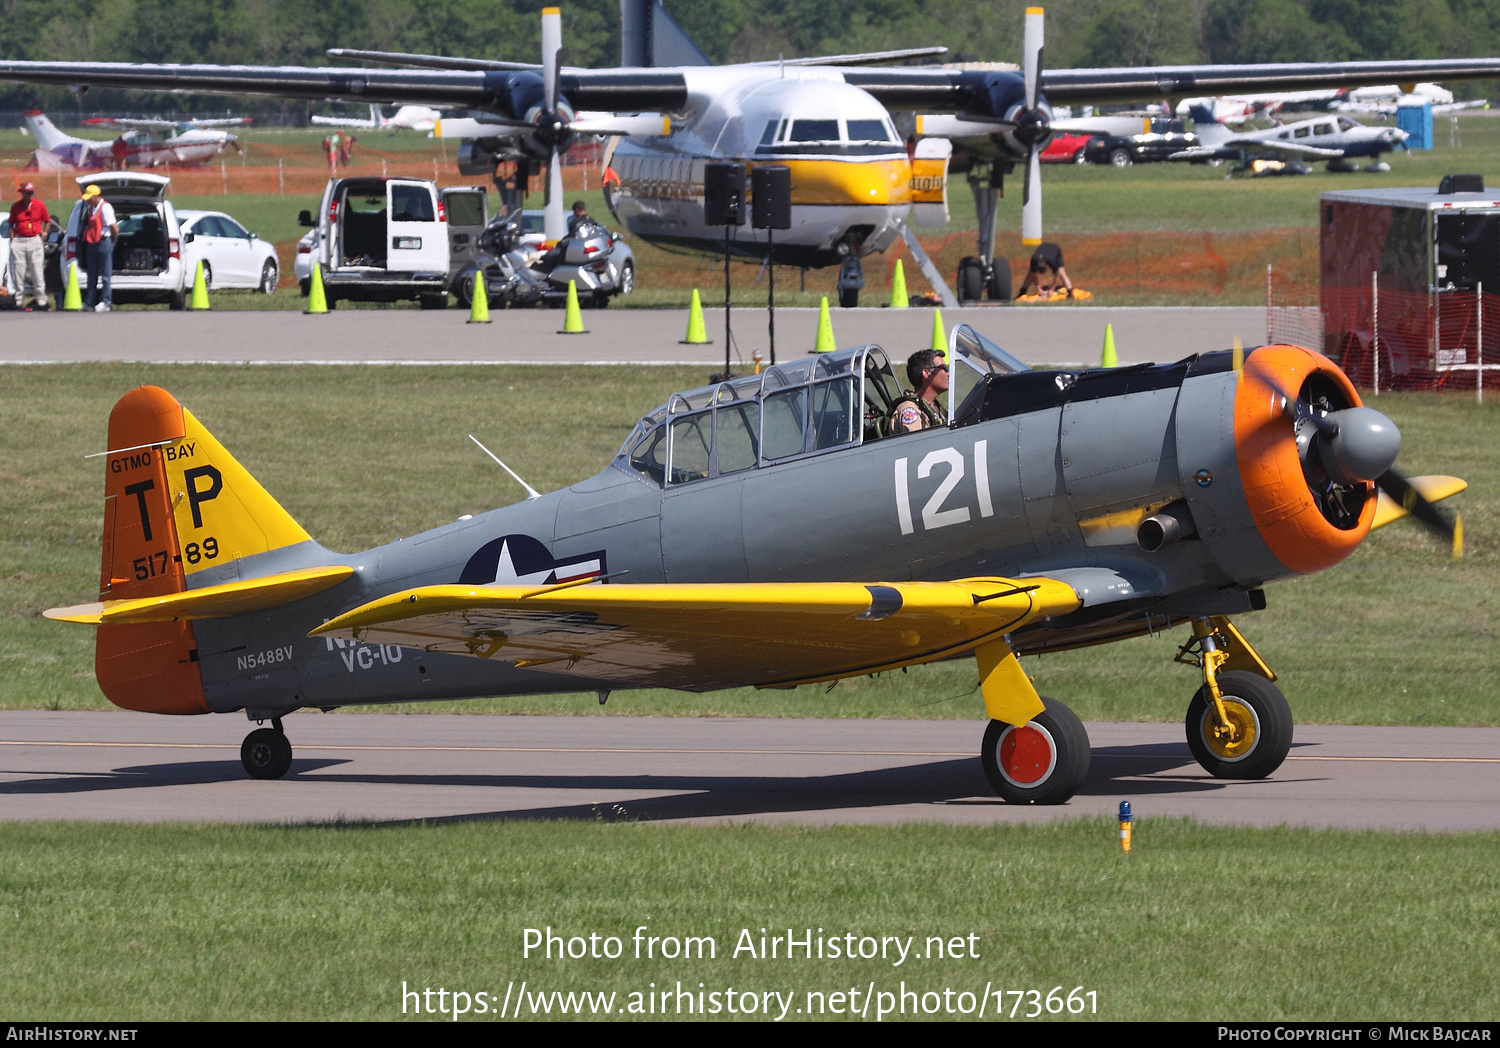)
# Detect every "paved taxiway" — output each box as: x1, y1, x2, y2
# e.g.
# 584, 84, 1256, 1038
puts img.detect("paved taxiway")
2, 712, 1495, 831
0, 305, 1267, 368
